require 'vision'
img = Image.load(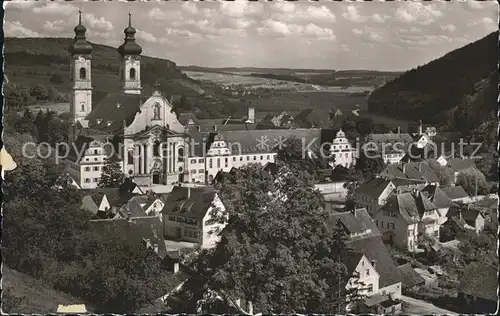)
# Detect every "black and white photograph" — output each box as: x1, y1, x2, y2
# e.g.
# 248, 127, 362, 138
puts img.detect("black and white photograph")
0, 0, 498, 314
